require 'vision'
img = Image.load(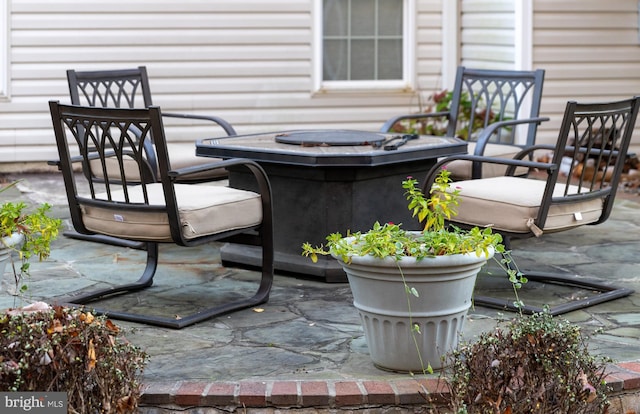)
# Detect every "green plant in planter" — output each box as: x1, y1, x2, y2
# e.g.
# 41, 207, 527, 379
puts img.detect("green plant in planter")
448, 309, 610, 413
0, 192, 62, 299
302, 168, 527, 374
302, 168, 526, 295
303, 168, 528, 374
